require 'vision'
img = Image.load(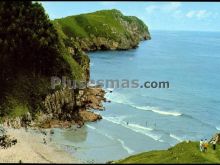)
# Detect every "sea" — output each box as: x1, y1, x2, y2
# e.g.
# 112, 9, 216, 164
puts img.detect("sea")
52, 30, 220, 163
